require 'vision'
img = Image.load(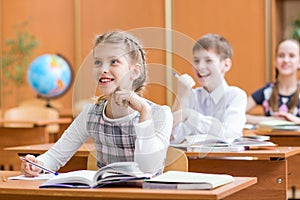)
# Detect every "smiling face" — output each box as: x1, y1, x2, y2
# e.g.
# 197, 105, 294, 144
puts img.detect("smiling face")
93, 42, 134, 95
93, 31, 147, 98
193, 49, 231, 92
276, 40, 300, 78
